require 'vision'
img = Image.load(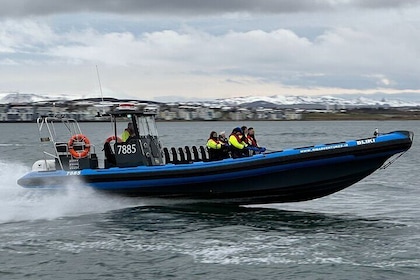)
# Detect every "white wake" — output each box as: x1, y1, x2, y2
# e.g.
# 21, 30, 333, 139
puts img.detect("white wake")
0, 160, 144, 224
